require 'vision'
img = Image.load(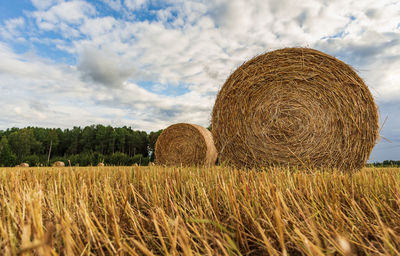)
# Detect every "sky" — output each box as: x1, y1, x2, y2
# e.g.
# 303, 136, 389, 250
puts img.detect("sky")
0, 0, 399, 161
